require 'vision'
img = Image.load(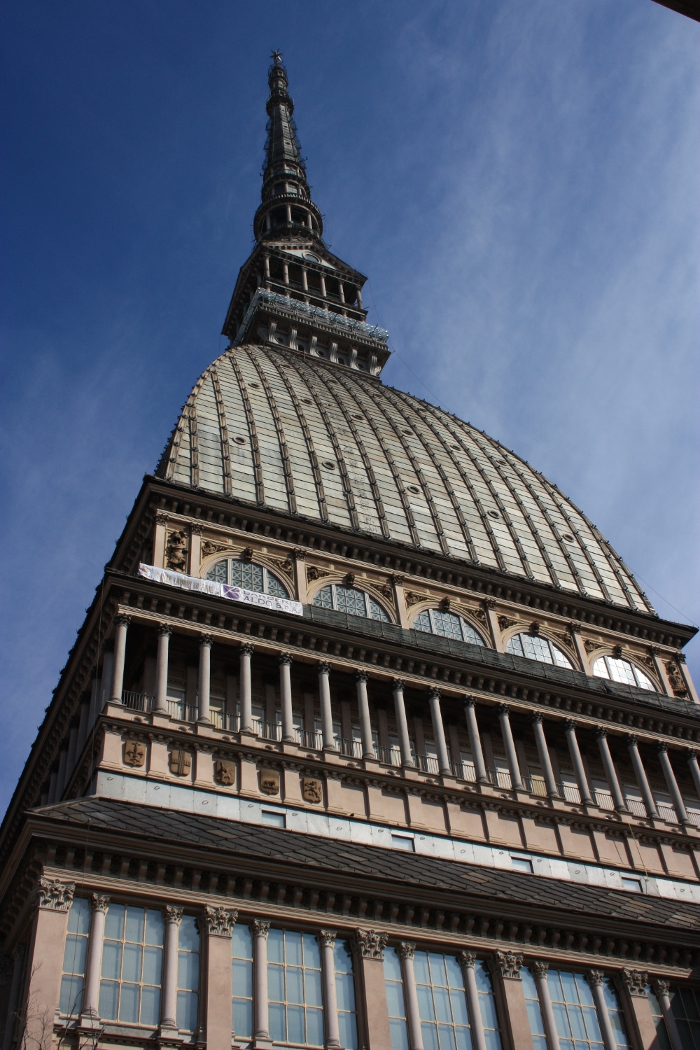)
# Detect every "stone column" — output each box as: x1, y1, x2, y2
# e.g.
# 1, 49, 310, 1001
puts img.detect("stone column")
355, 672, 375, 759
498, 705, 524, 791
657, 746, 691, 825
392, 680, 414, 768
490, 951, 534, 1050
652, 979, 684, 1050
687, 750, 700, 802
457, 952, 487, 1050
351, 930, 391, 1050
391, 575, 409, 629
253, 920, 271, 1043
160, 906, 183, 1032
23, 879, 74, 1050
564, 720, 593, 805
464, 698, 489, 785
397, 942, 423, 1050
428, 688, 452, 775
586, 971, 617, 1050
532, 961, 561, 1050
202, 907, 237, 1050
189, 524, 202, 578
531, 715, 560, 798
155, 625, 172, 714
292, 548, 308, 604
109, 614, 131, 703
483, 600, 504, 653
2, 946, 25, 1050
279, 654, 295, 743
198, 635, 213, 723
675, 650, 700, 705
647, 648, 674, 697
596, 730, 627, 812
153, 514, 167, 568
239, 644, 254, 733
626, 736, 658, 818
567, 624, 591, 674
318, 662, 336, 751
318, 930, 341, 1050
81, 894, 110, 1020
618, 969, 657, 1050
